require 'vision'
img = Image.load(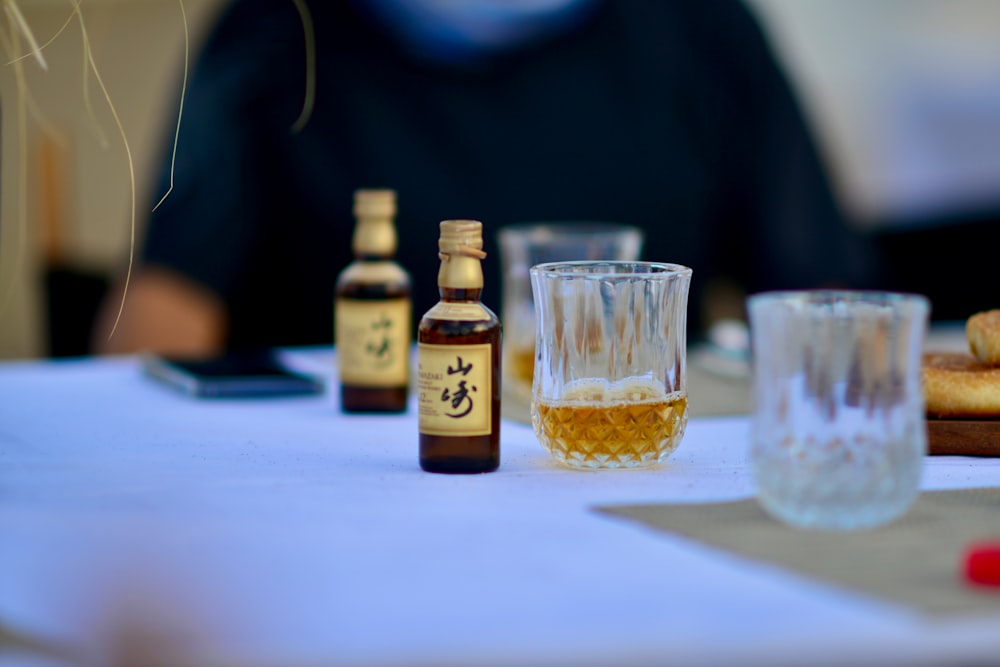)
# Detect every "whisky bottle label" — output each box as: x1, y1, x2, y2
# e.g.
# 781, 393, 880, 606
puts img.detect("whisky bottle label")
423, 301, 492, 322
418, 343, 492, 436
336, 298, 411, 386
